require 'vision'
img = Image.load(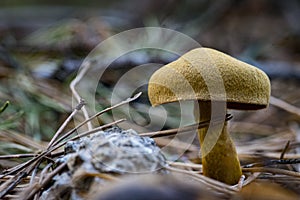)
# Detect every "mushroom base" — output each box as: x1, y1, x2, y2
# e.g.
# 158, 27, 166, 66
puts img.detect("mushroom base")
195, 101, 242, 185
199, 124, 242, 185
